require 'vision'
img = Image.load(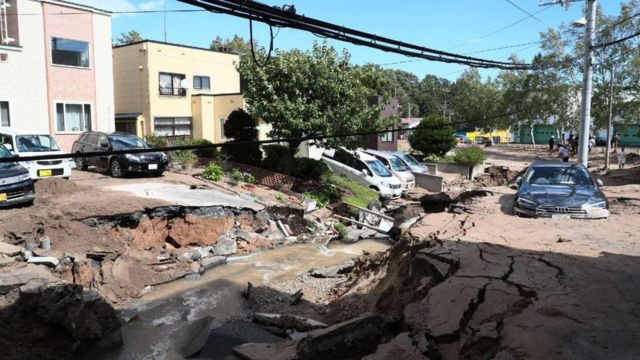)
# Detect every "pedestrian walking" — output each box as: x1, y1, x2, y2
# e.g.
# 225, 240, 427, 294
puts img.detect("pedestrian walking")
559, 144, 569, 162
617, 147, 626, 169
589, 136, 596, 153
548, 136, 556, 155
